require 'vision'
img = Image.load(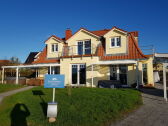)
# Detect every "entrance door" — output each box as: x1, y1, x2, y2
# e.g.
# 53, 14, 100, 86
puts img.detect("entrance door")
72, 64, 86, 85
110, 65, 117, 80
